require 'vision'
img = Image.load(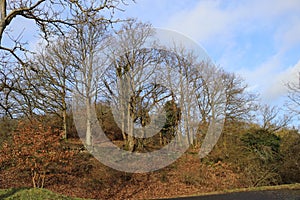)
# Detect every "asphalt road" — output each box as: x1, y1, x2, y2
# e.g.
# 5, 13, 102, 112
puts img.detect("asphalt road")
165, 189, 300, 200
